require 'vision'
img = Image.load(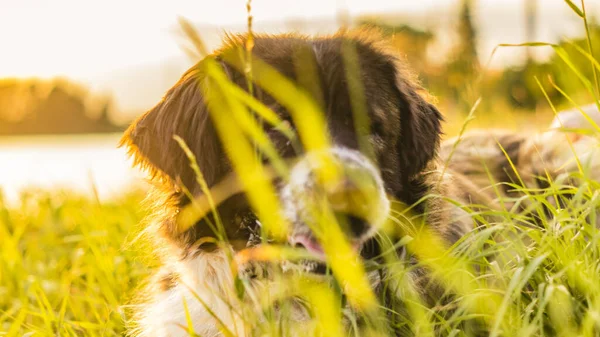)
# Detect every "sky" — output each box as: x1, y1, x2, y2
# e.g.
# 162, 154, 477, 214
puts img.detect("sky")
0, 0, 596, 116
0, 0, 460, 78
